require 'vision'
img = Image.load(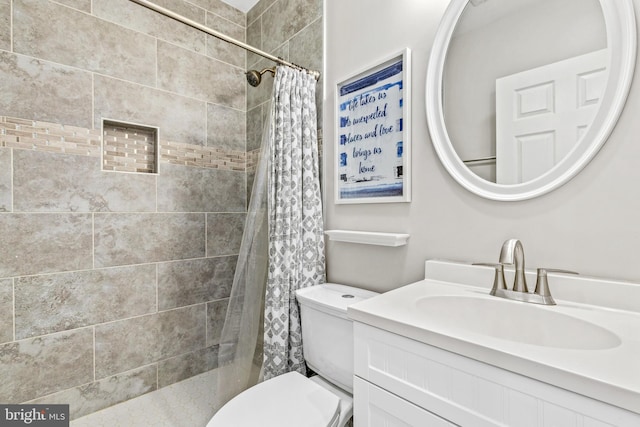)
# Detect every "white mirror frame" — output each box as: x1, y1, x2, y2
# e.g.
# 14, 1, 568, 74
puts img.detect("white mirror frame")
426, 0, 637, 201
